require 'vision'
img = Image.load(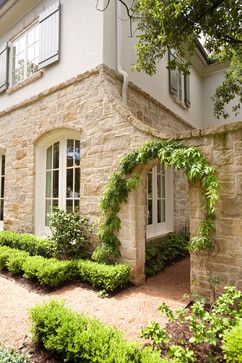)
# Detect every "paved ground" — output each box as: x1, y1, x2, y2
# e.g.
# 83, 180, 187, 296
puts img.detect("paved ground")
0, 257, 190, 348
